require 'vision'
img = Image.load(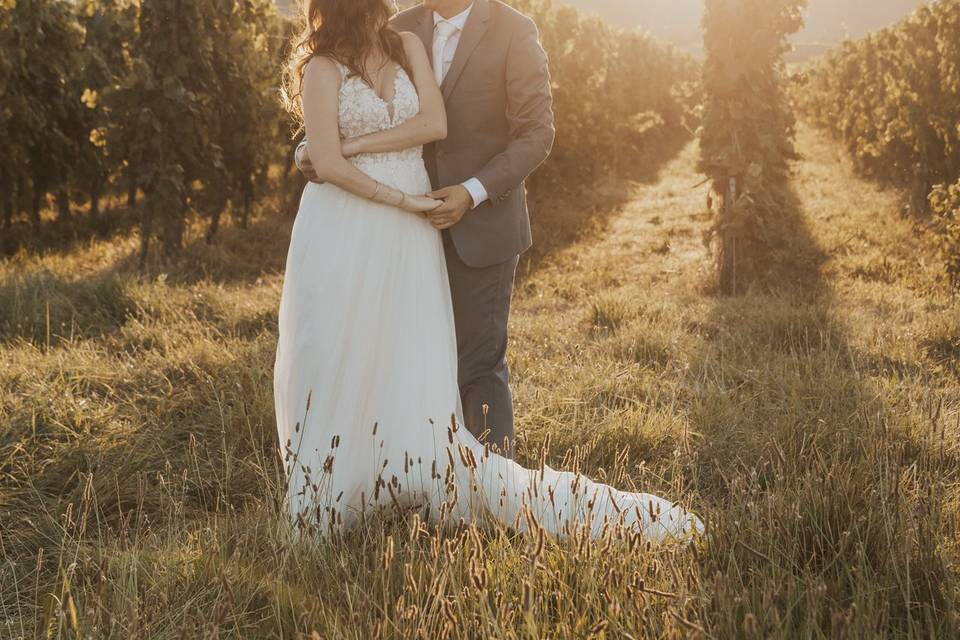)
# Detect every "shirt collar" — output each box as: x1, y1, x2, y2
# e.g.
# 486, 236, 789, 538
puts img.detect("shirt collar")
433, 3, 473, 30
